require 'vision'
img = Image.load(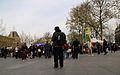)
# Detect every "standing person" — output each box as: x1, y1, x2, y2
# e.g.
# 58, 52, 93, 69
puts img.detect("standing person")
103, 39, 108, 55
15, 45, 19, 59
1, 47, 8, 59
44, 41, 52, 58
32, 45, 36, 59
63, 43, 69, 59
113, 43, 117, 53
52, 26, 66, 68
29, 44, 33, 59
37, 45, 42, 58
21, 43, 28, 61
87, 41, 94, 56
88, 41, 94, 56
72, 38, 80, 59
96, 41, 101, 55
